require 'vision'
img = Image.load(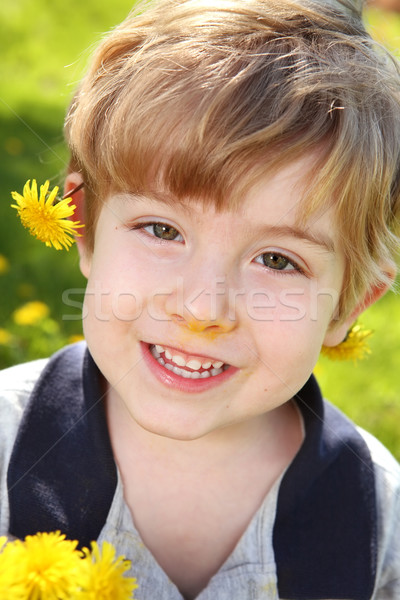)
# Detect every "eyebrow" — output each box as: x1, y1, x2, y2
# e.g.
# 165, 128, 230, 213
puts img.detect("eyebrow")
120, 190, 192, 212
255, 224, 335, 253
